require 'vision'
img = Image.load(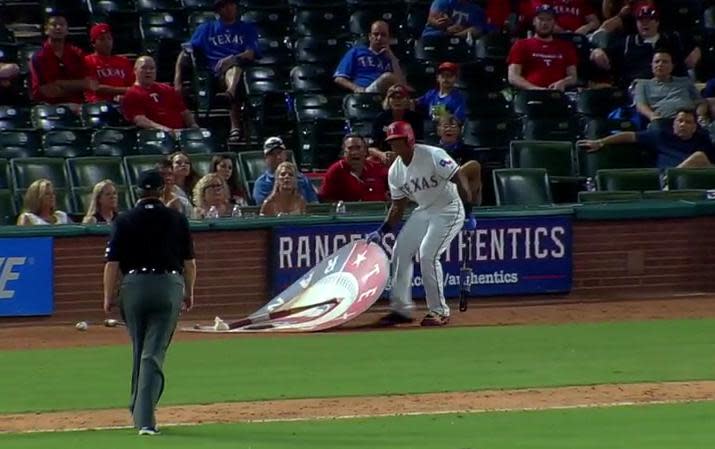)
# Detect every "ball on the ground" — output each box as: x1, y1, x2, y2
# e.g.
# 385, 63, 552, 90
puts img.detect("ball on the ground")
75, 321, 88, 331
